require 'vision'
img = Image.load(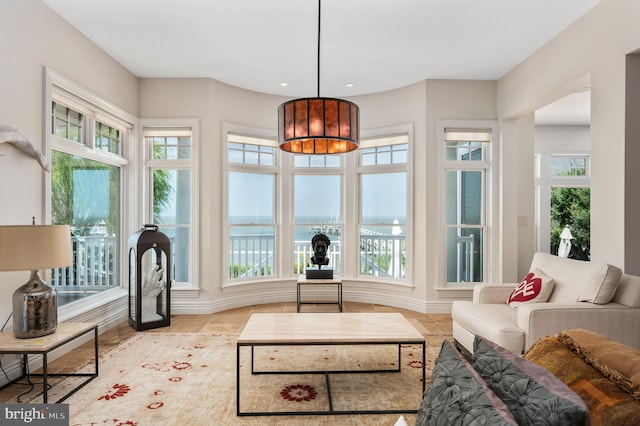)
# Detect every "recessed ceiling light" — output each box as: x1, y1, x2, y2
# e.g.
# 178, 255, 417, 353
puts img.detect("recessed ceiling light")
280, 82, 288, 87
346, 83, 355, 87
